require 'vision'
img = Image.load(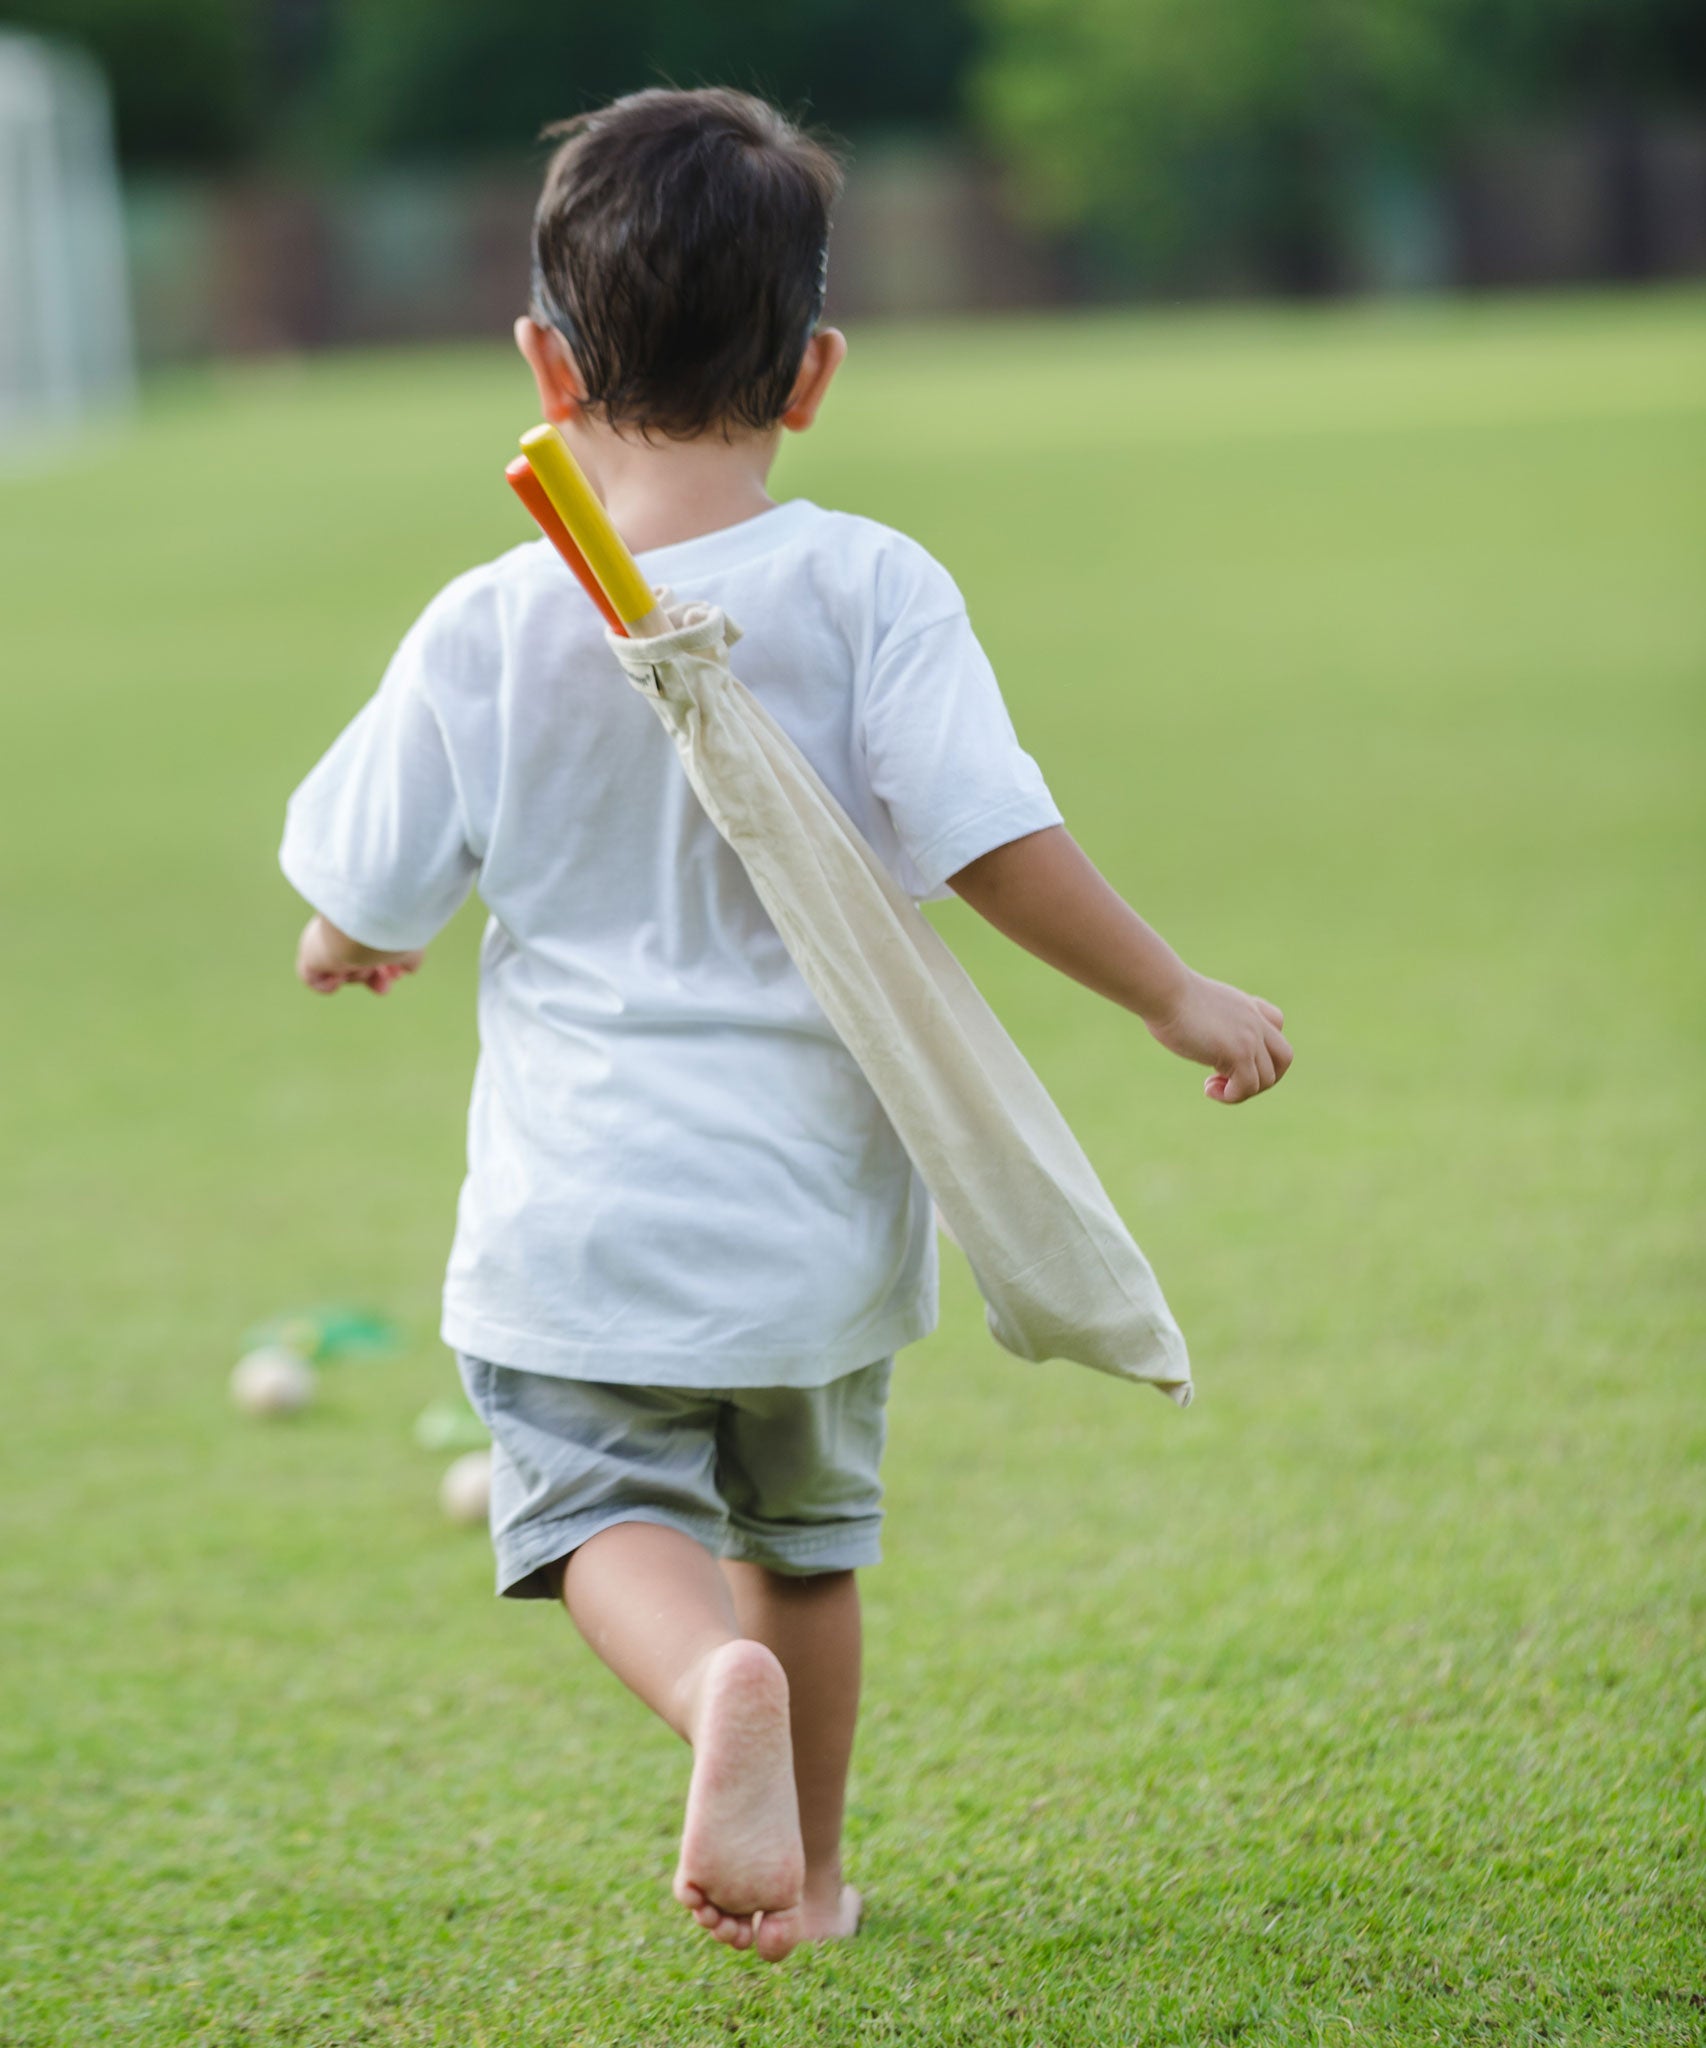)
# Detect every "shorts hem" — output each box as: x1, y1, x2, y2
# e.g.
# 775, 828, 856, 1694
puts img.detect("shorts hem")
495, 1508, 885, 1597
721, 1518, 884, 1575
494, 1504, 728, 1600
